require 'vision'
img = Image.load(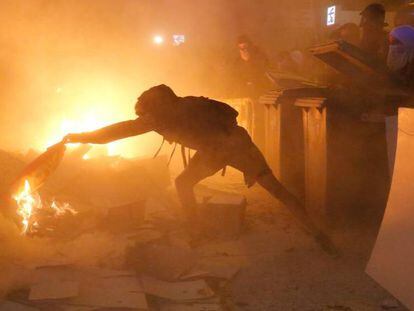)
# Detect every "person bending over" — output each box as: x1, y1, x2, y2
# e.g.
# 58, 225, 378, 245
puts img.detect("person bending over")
64, 84, 336, 254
